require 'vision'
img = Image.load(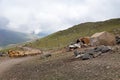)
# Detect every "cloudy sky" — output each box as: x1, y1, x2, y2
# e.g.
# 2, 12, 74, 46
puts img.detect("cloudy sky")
0, 0, 120, 35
